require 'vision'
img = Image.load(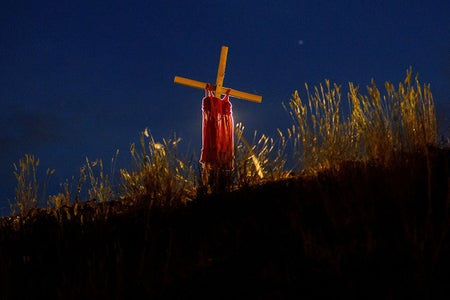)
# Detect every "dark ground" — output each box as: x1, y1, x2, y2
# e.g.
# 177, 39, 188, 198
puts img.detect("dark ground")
1, 147, 449, 299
